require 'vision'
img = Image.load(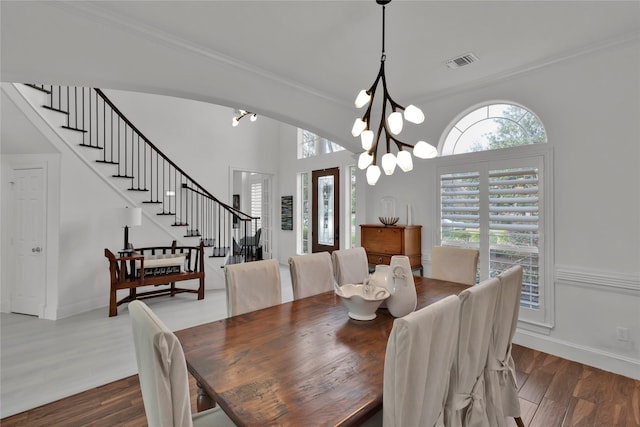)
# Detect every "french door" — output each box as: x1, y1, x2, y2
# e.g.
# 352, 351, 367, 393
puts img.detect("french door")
311, 167, 339, 253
